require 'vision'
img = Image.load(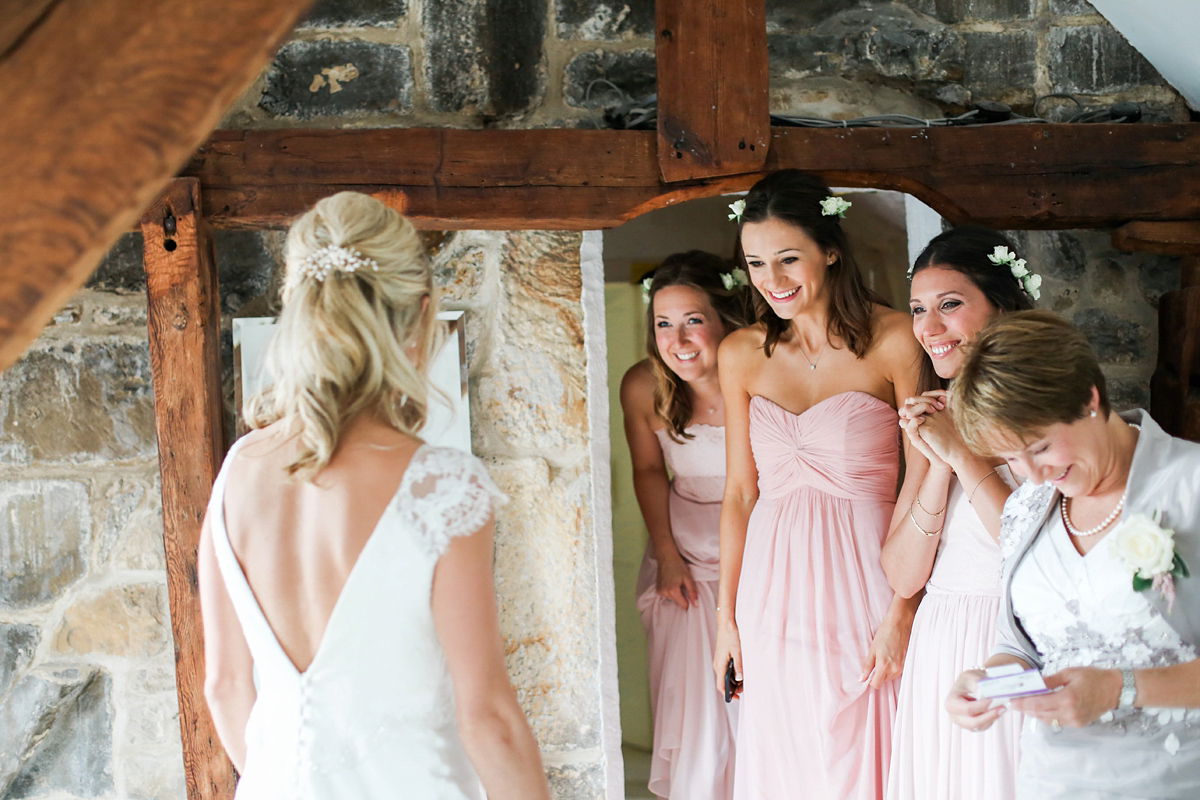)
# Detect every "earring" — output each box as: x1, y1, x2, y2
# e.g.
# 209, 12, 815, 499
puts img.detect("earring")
1090, 409, 1097, 418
